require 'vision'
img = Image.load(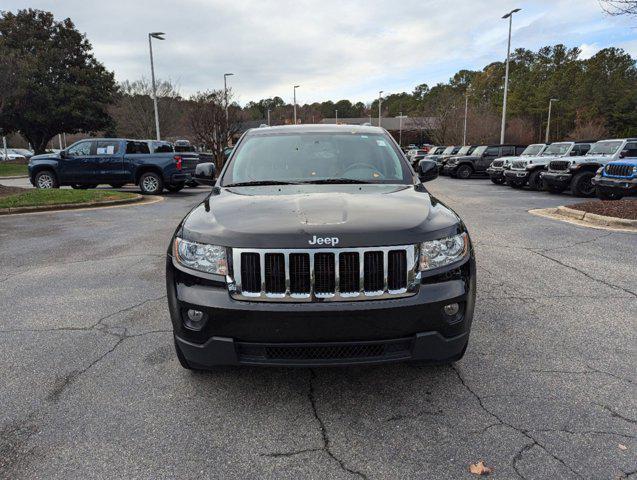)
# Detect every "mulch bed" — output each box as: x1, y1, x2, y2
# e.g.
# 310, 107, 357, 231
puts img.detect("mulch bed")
568, 199, 637, 220
0, 185, 26, 199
